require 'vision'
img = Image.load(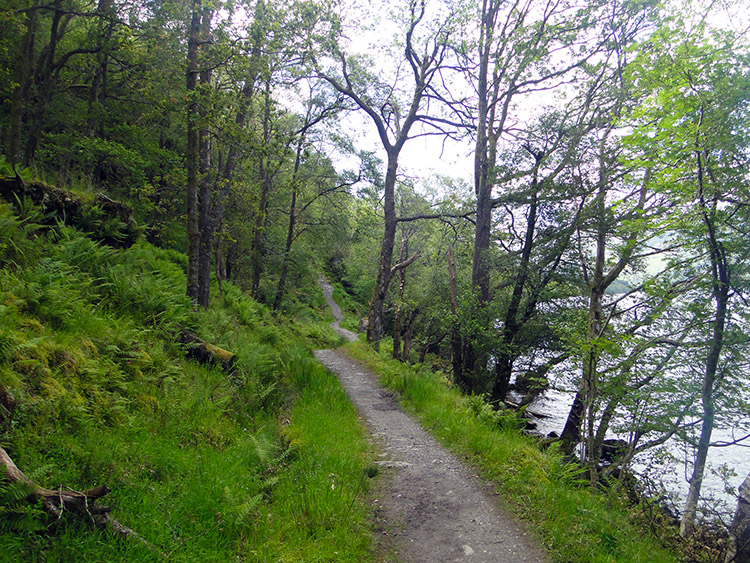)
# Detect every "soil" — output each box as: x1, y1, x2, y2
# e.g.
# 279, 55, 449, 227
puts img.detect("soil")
315, 277, 550, 562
